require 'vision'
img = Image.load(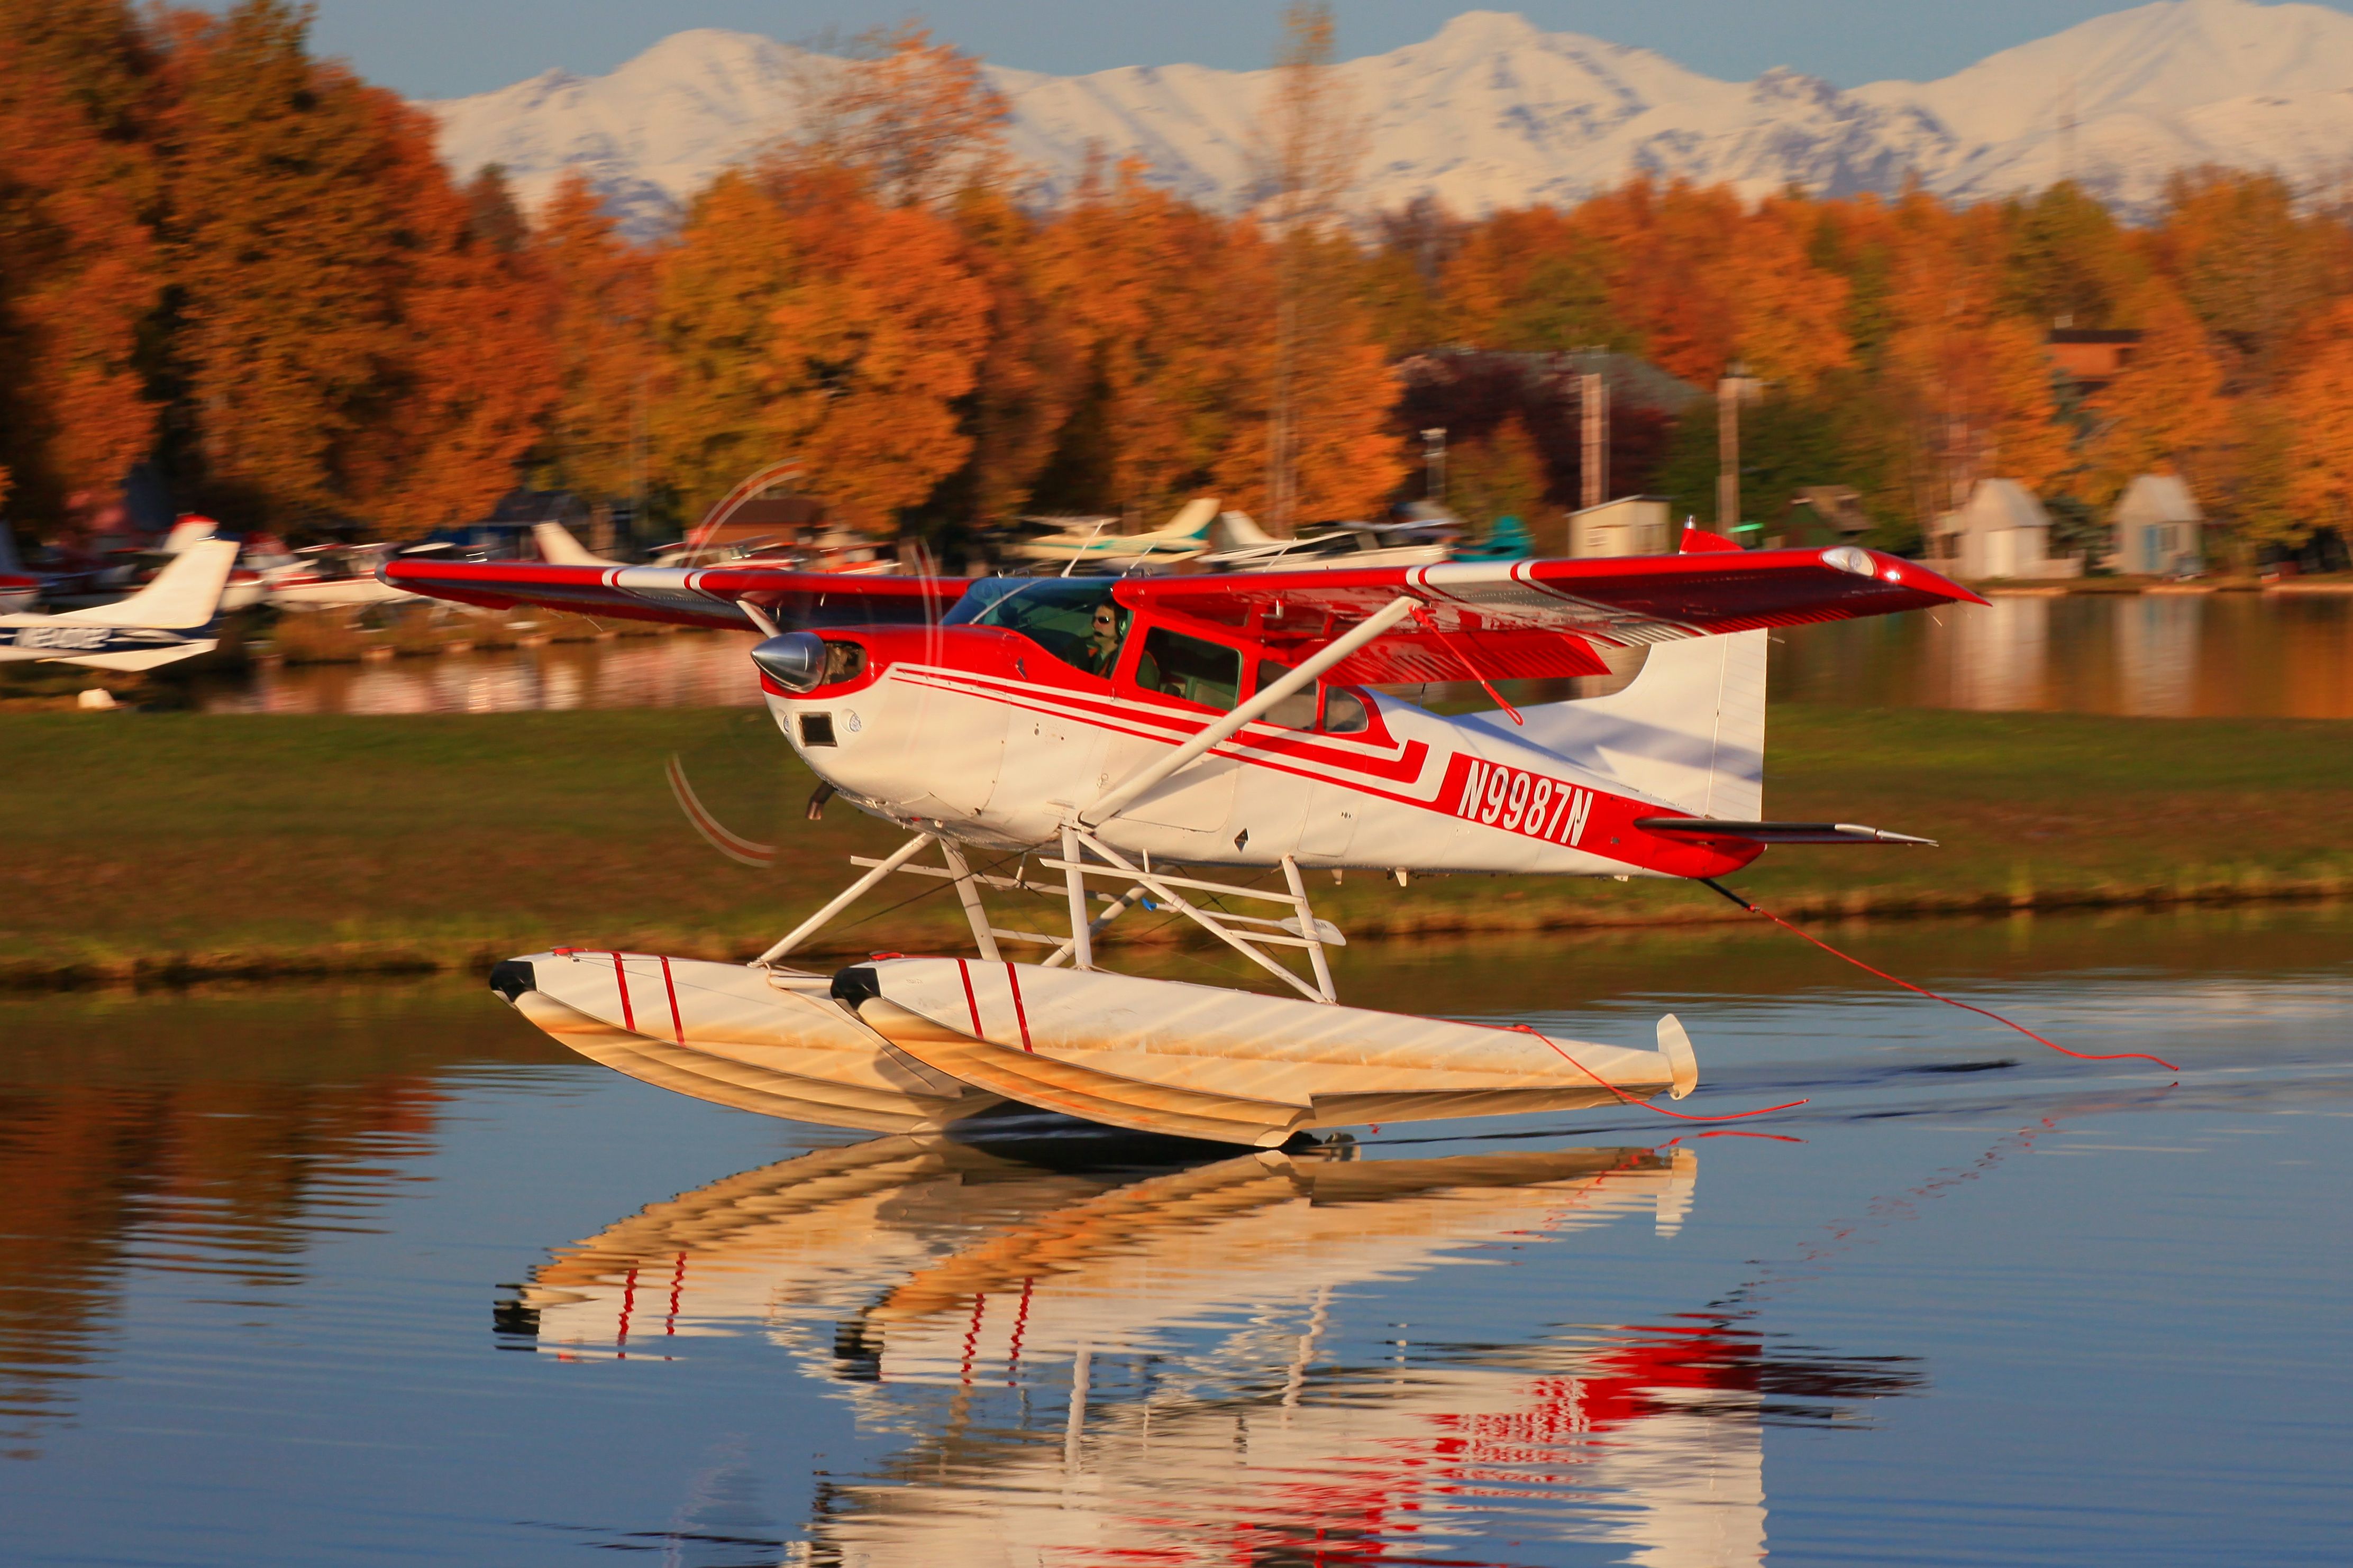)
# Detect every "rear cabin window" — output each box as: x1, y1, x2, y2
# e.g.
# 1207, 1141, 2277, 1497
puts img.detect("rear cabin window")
1136, 627, 1241, 710
1322, 687, 1370, 733
1255, 661, 1372, 733
1254, 662, 1319, 729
